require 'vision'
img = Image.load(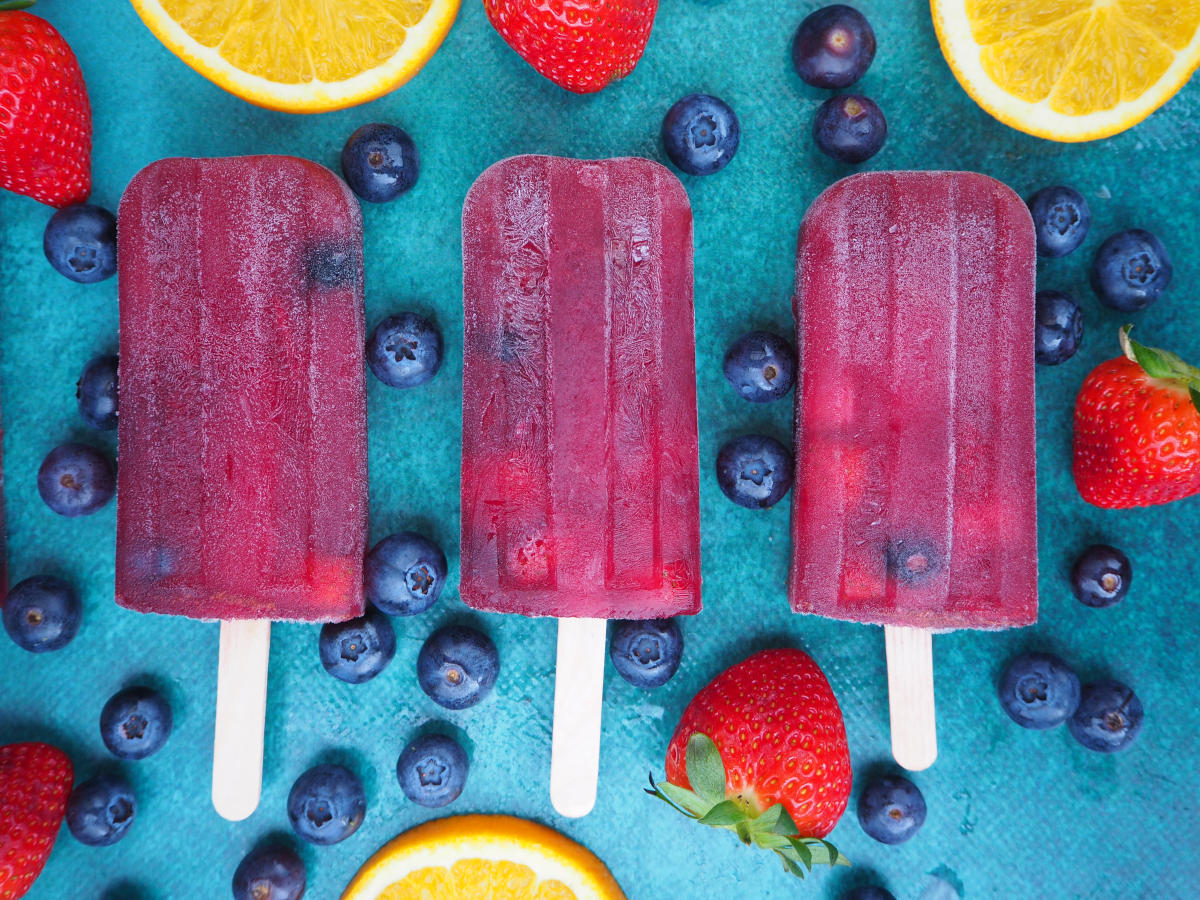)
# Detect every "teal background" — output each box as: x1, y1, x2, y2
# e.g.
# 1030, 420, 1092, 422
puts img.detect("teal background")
1, 1, 1198, 898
